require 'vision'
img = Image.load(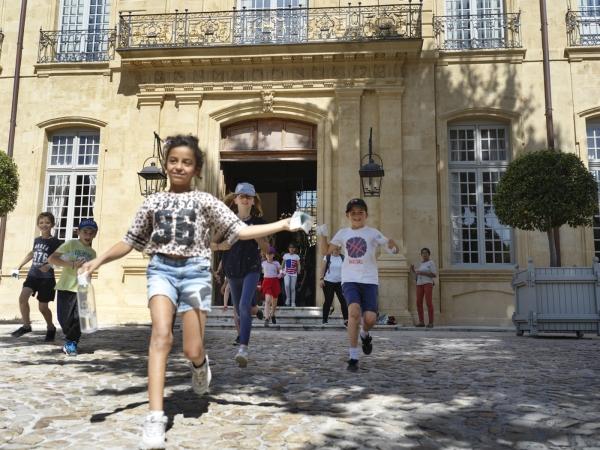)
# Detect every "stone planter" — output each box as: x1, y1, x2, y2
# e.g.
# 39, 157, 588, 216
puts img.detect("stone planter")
512, 257, 600, 338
